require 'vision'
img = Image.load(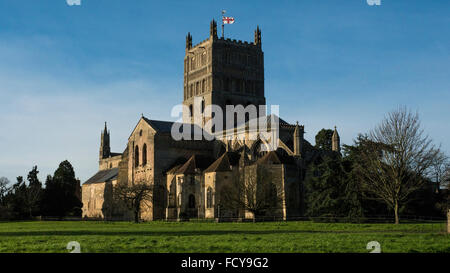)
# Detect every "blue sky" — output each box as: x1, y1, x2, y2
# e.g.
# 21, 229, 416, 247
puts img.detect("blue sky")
0, 0, 449, 184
